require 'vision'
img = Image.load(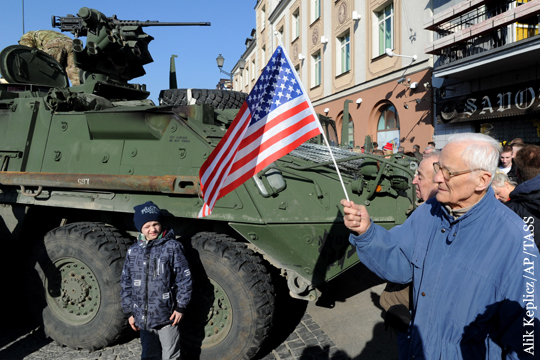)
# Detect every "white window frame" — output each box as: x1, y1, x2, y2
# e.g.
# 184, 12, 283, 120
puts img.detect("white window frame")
311, 51, 321, 87
251, 59, 255, 80
337, 31, 350, 75
261, 5, 266, 30
311, 0, 321, 23
293, 10, 300, 39
373, 3, 394, 58
261, 46, 266, 67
